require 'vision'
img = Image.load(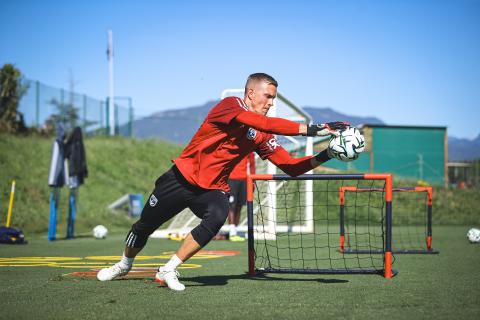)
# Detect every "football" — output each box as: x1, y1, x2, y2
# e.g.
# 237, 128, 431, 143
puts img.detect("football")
93, 225, 108, 239
467, 228, 480, 243
328, 127, 365, 162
